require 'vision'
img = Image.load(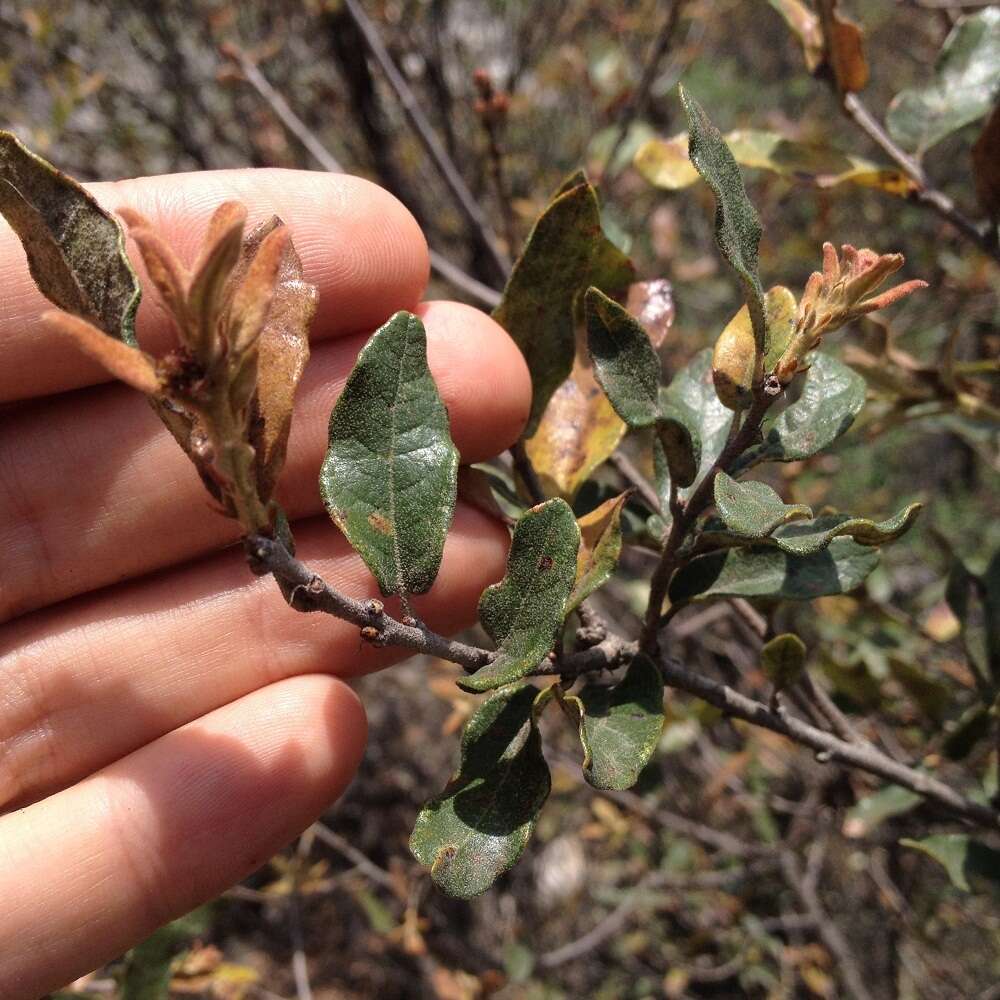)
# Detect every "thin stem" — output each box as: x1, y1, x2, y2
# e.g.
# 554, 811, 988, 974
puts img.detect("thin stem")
224, 45, 503, 310
510, 440, 545, 505
247, 535, 493, 672
609, 450, 661, 514
840, 92, 999, 265
339, 0, 512, 281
